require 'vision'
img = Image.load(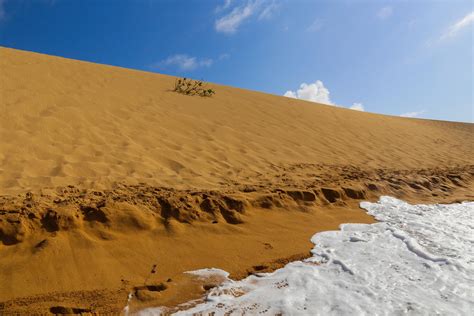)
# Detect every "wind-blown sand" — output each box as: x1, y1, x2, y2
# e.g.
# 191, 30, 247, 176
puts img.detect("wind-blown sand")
0, 47, 473, 314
